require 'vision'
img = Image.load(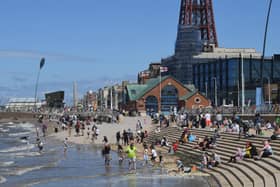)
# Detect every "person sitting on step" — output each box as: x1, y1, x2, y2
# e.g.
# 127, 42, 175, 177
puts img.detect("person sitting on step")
254, 140, 273, 160
228, 148, 243, 163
